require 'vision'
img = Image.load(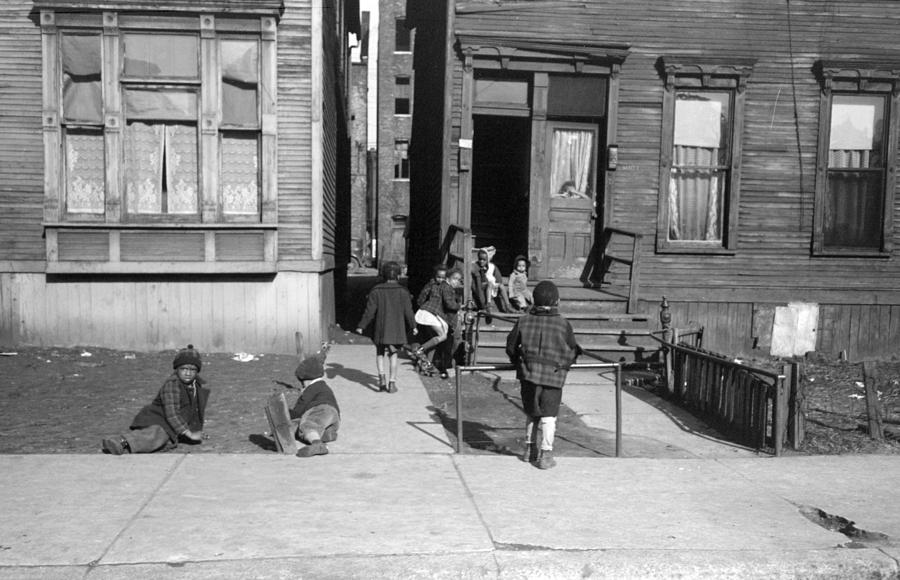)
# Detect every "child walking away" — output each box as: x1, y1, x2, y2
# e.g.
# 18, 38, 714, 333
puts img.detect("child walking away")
102, 345, 210, 455
507, 255, 534, 312
356, 261, 416, 393
291, 346, 340, 458
505, 281, 580, 469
